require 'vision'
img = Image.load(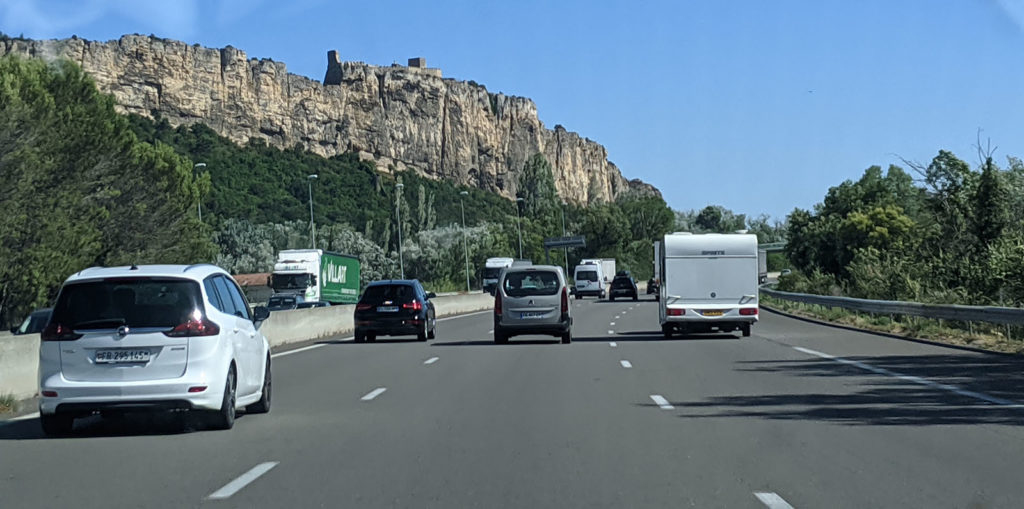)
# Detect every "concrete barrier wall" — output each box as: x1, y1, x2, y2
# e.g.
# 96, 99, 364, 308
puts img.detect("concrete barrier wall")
0, 332, 41, 401
0, 292, 496, 402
